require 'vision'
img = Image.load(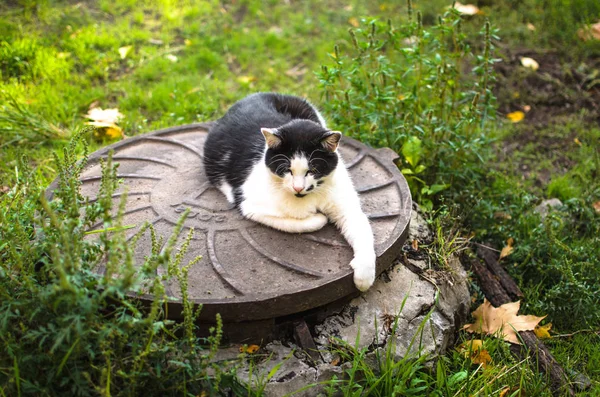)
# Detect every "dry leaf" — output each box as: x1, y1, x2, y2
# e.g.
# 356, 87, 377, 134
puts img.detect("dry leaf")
494, 211, 512, 220
86, 107, 124, 124
520, 57, 539, 71
577, 22, 600, 41
239, 344, 260, 354
411, 239, 419, 250
453, 2, 480, 15
330, 355, 341, 366
534, 322, 552, 339
574, 137, 582, 146
499, 386, 511, 397
0, 186, 10, 194
523, 105, 531, 113
457, 340, 492, 368
166, 54, 178, 62
285, 64, 307, 78
592, 201, 600, 214
526, 23, 536, 31
463, 299, 546, 344
506, 111, 525, 123
500, 238, 514, 259
86, 106, 125, 141
348, 17, 360, 27
118, 45, 132, 59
